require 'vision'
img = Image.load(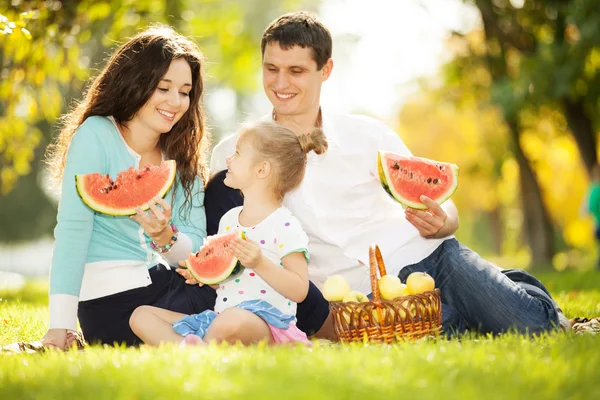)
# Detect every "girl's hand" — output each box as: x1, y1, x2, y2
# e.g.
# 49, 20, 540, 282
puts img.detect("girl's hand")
130, 197, 172, 242
232, 237, 264, 269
